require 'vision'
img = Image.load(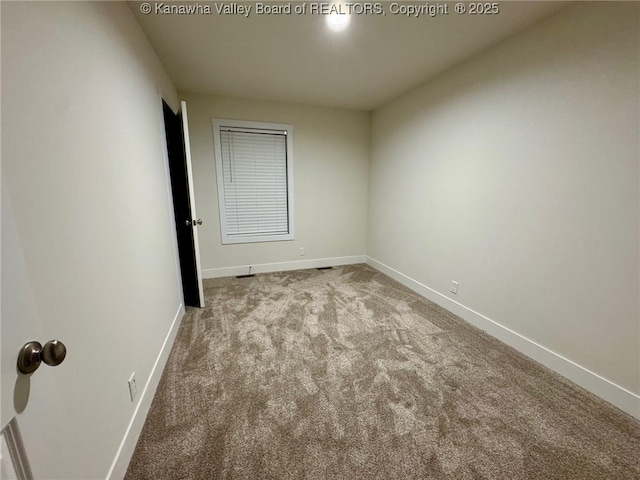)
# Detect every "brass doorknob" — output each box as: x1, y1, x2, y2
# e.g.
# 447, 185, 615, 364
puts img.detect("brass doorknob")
17, 340, 67, 375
